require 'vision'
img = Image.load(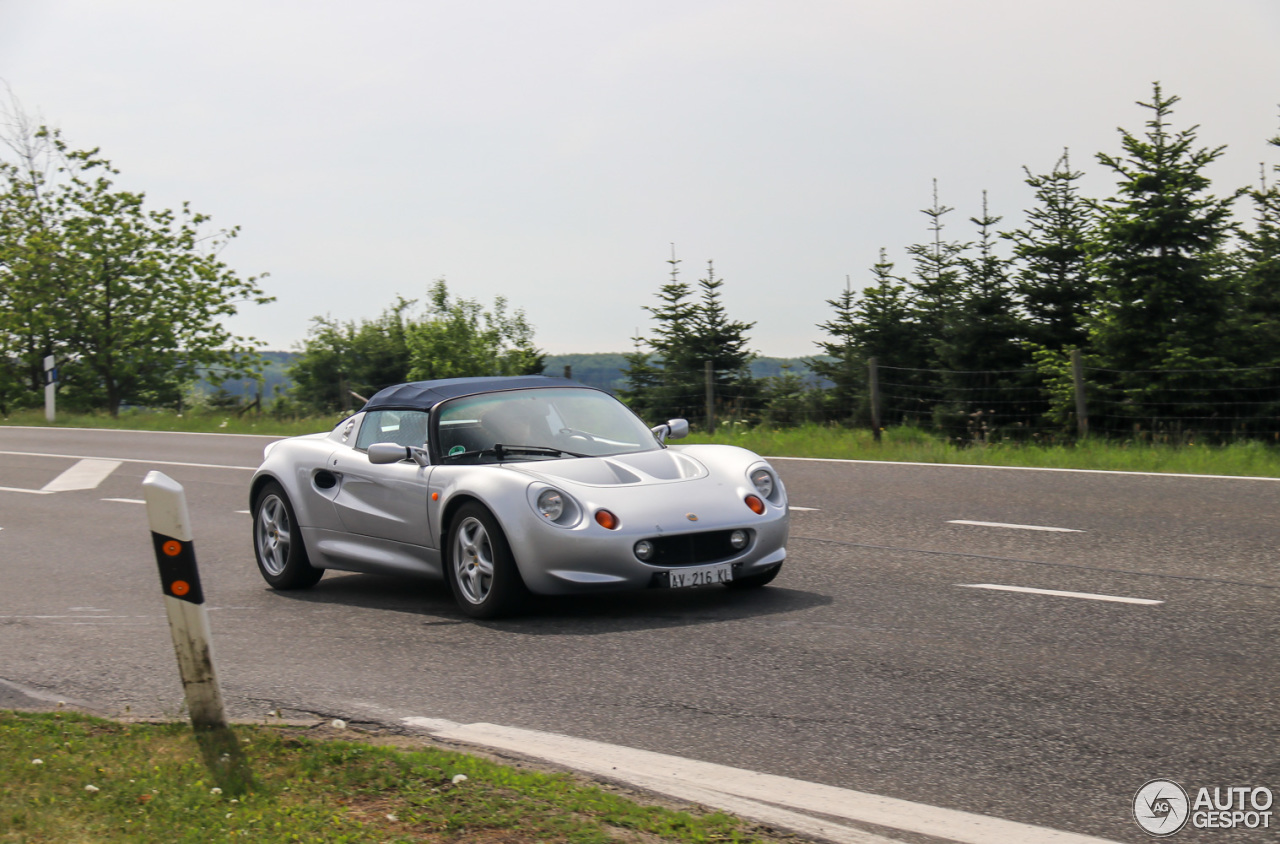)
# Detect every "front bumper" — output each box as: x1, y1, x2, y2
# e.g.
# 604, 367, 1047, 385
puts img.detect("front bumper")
500, 483, 790, 595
